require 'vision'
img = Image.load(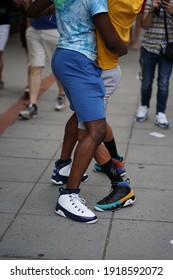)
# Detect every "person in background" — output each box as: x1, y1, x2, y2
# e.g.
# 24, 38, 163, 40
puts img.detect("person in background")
13, 0, 31, 98
0, 0, 13, 89
19, 1, 66, 119
136, 0, 173, 128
